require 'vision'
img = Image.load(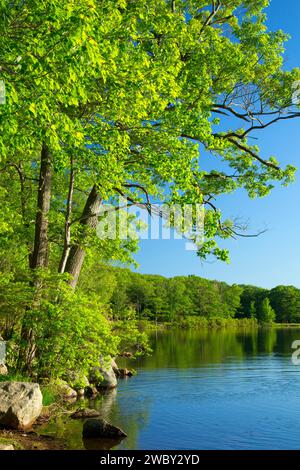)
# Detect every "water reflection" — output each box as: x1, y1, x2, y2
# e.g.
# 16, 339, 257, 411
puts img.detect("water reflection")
129, 327, 281, 369
83, 437, 123, 450
40, 327, 300, 450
